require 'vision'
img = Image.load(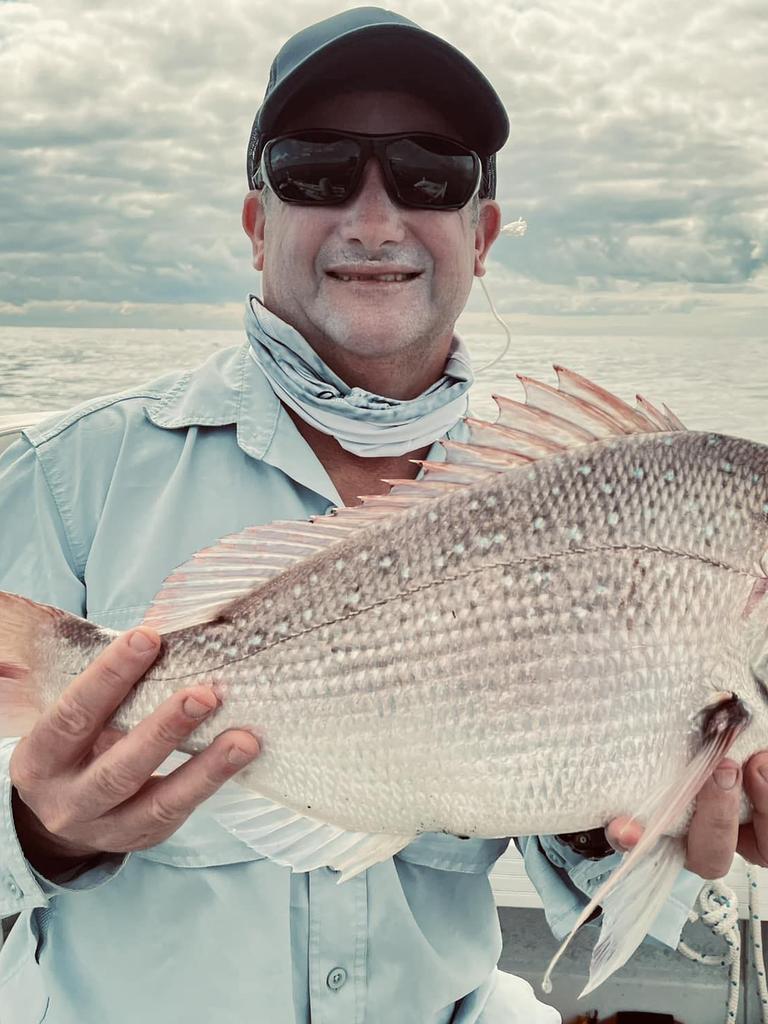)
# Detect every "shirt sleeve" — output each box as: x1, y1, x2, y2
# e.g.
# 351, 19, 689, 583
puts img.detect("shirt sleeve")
0, 435, 86, 610
0, 436, 128, 911
515, 834, 703, 949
